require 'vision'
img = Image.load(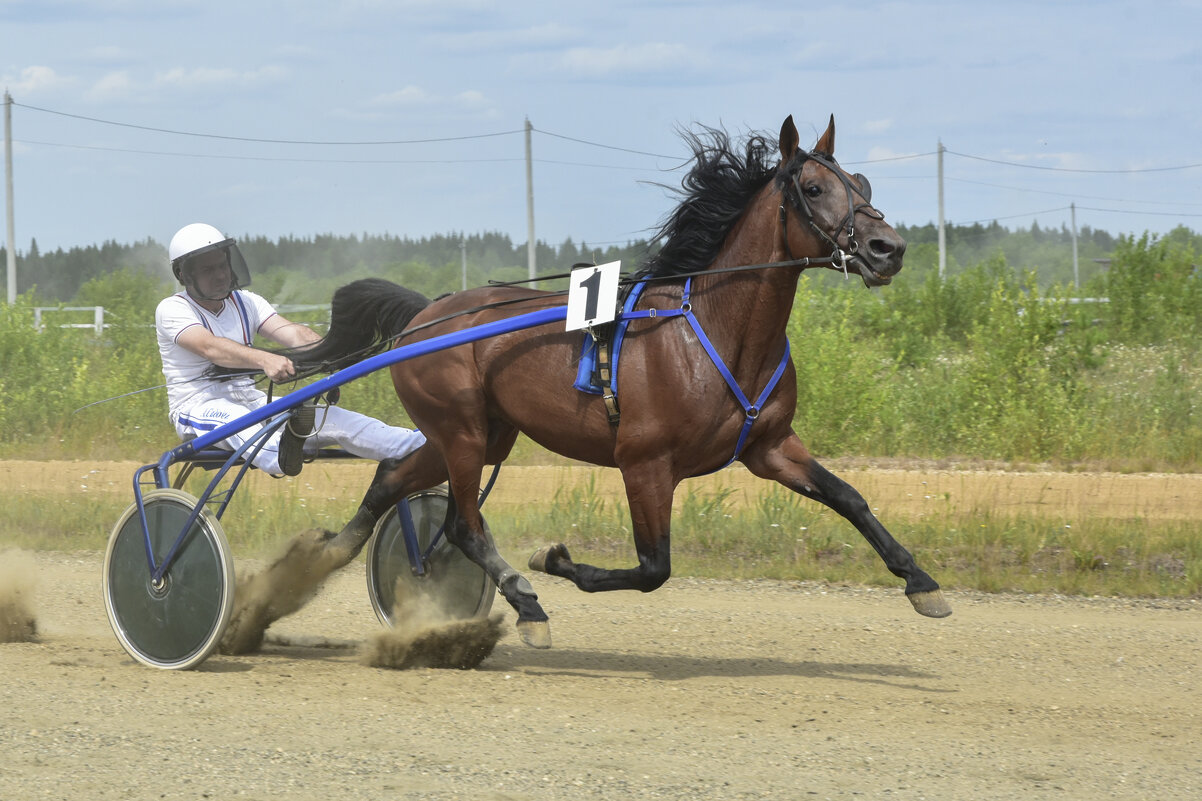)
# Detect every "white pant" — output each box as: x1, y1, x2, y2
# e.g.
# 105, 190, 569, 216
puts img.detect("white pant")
174, 392, 426, 476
